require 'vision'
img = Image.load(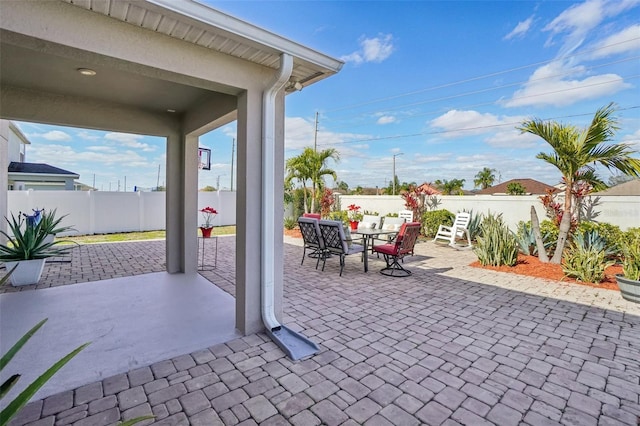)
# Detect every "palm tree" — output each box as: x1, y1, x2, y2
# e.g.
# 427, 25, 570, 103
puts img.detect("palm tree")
285, 151, 313, 213
434, 178, 466, 195
309, 148, 340, 212
474, 167, 497, 189
519, 102, 640, 263
285, 147, 340, 213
